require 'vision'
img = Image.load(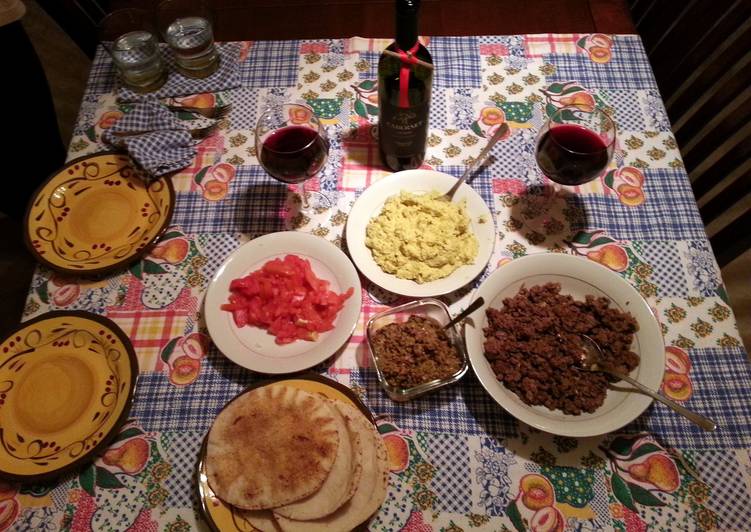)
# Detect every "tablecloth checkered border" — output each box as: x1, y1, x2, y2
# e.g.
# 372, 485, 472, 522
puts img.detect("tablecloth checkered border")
126, 349, 751, 452
547, 36, 659, 91
161, 430, 205, 509
425, 432, 473, 513
438, 165, 495, 207
690, 450, 751, 530
573, 169, 709, 241
240, 40, 300, 88
171, 166, 288, 234
524, 33, 586, 57
130, 350, 248, 431
84, 47, 118, 99
428, 37, 483, 89
108, 308, 188, 371
337, 136, 391, 192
